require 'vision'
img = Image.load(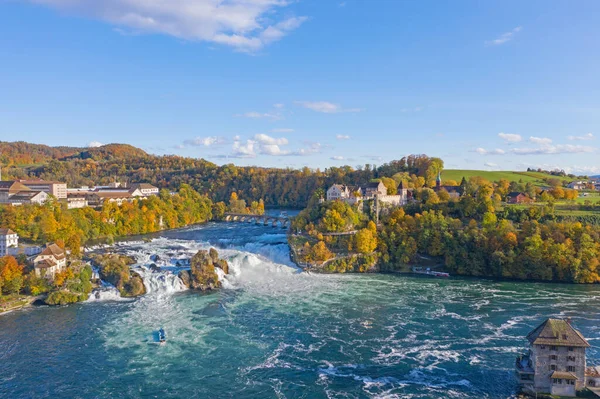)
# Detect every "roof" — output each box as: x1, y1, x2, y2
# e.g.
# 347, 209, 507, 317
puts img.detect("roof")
130, 183, 158, 190
9, 191, 46, 201
438, 186, 462, 193
527, 318, 590, 347
17, 179, 64, 185
551, 371, 579, 380
0, 181, 31, 193
364, 181, 384, 189
92, 192, 134, 199
0, 228, 17, 235
586, 366, 600, 377
39, 243, 66, 260
35, 258, 57, 269
508, 192, 527, 197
